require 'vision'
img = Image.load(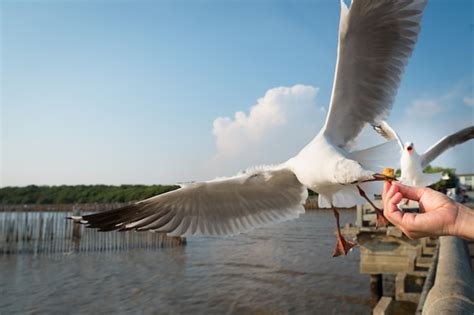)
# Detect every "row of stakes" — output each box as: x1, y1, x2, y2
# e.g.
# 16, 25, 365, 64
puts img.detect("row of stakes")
0, 210, 186, 255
